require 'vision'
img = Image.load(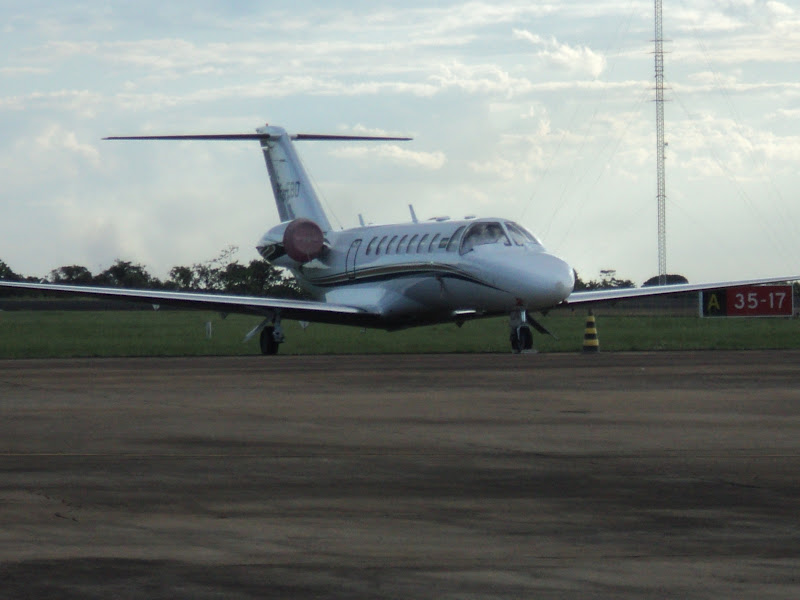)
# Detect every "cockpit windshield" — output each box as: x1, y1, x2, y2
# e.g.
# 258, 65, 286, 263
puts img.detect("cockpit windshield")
460, 222, 511, 254
505, 221, 542, 247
